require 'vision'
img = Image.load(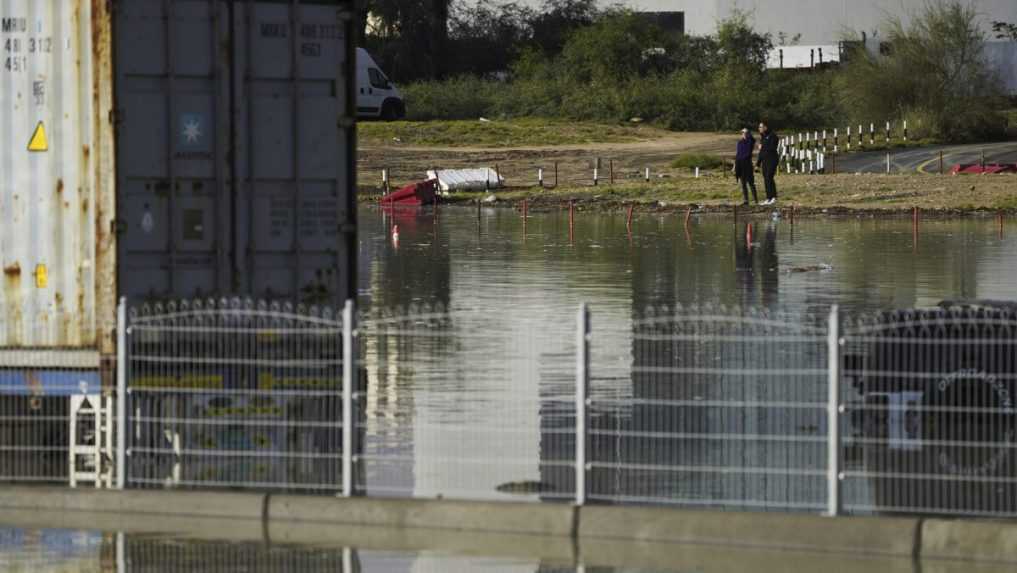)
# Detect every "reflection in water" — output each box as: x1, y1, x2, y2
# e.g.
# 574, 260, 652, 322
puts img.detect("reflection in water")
353, 208, 1017, 509
0, 527, 622, 573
